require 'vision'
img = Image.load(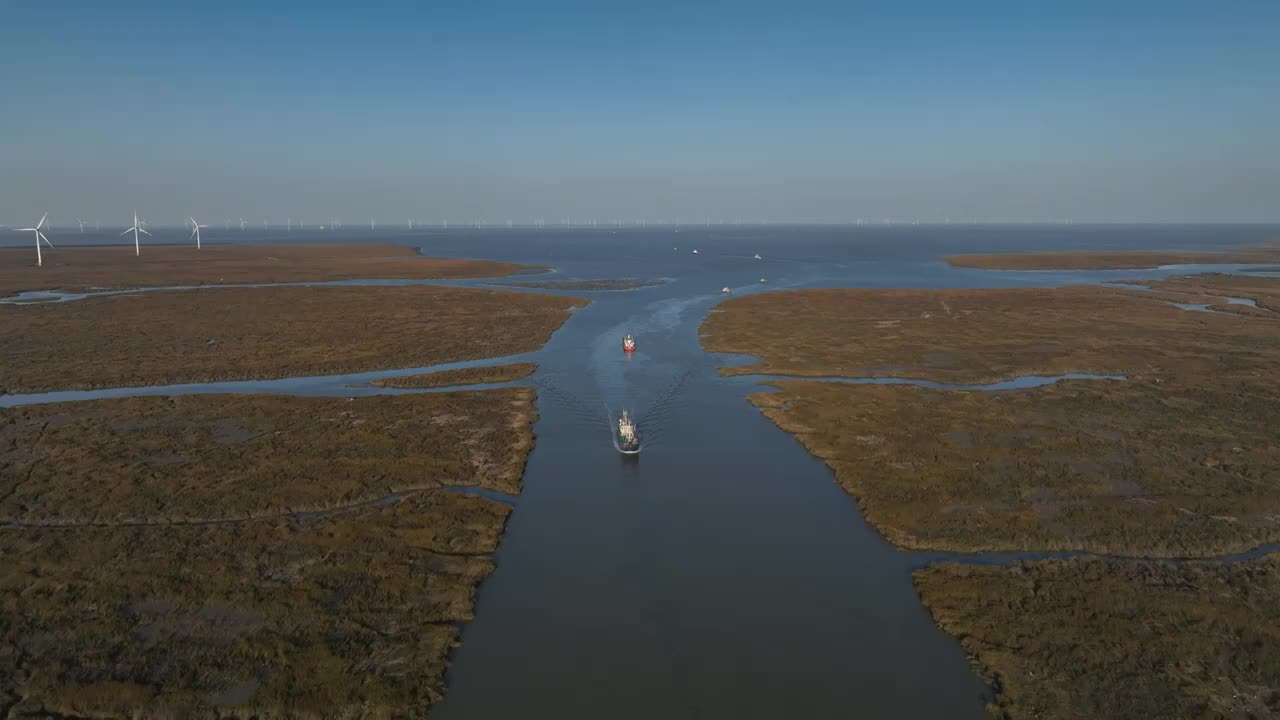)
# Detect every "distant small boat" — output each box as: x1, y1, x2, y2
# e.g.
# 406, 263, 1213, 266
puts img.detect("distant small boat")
623, 334, 636, 352
722, 287, 731, 294
760, 277, 767, 283
617, 411, 641, 454
753, 253, 762, 259
692, 249, 699, 255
